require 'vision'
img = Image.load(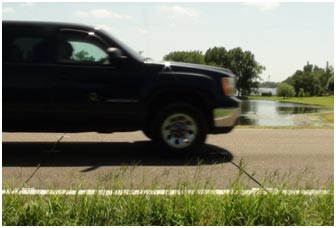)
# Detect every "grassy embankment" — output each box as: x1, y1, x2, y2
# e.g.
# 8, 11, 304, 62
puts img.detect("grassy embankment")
3, 187, 333, 226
